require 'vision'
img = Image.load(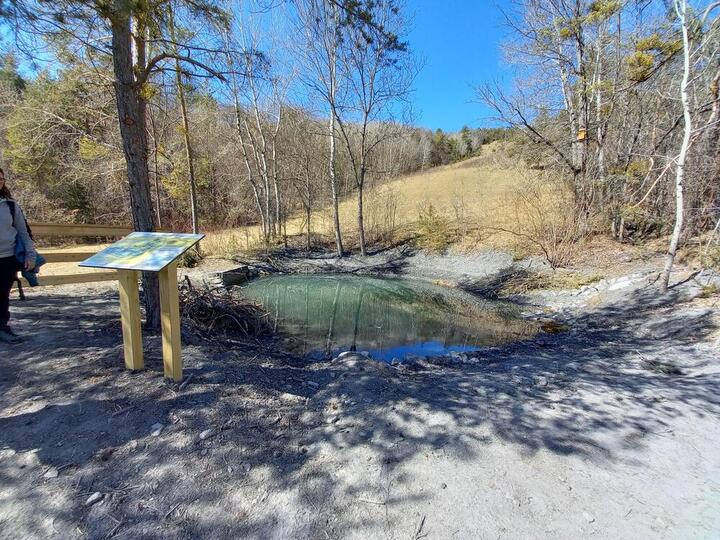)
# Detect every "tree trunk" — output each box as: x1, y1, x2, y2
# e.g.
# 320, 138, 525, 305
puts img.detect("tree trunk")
357, 168, 367, 256
306, 205, 312, 252
271, 108, 282, 237
306, 169, 312, 252
110, 1, 160, 329
169, 4, 199, 235
149, 109, 162, 228
328, 2, 343, 257
329, 112, 343, 257
660, 0, 691, 293
176, 74, 200, 235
